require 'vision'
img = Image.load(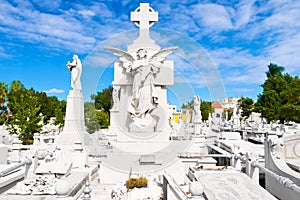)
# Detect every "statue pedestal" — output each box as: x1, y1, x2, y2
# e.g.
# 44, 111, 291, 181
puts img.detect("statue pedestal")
233, 116, 240, 126
129, 125, 154, 133
194, 123, 202, 135
193, 116, 202, 135
117, 130, 170, 142
56, 89, 85, 146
